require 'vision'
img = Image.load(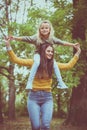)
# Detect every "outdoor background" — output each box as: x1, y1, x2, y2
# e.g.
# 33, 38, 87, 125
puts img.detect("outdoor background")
0, 0, 87, 130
